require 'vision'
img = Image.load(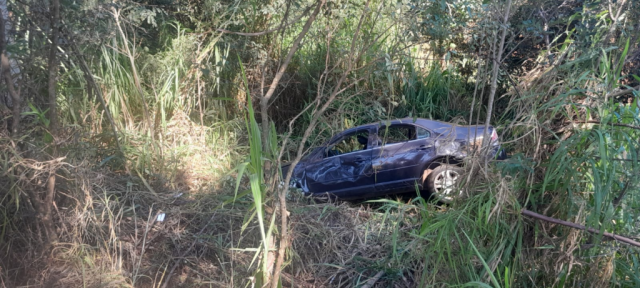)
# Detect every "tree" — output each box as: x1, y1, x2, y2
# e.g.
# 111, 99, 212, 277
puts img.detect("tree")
0, 4, 20, 134
47, 0, 59, 134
